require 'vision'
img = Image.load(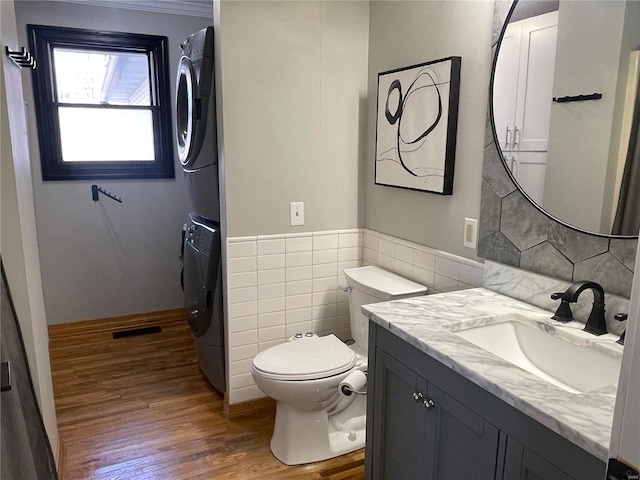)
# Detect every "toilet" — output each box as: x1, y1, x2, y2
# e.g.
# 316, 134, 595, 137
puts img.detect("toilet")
251, 265, 427, 465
